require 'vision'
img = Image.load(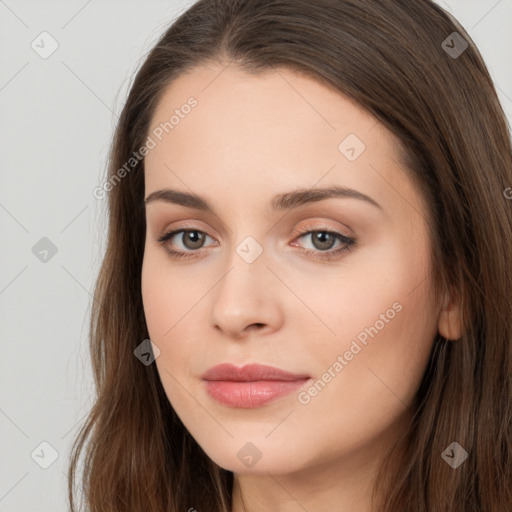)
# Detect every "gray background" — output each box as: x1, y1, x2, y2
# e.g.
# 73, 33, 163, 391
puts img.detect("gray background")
1, 1, 511, 510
